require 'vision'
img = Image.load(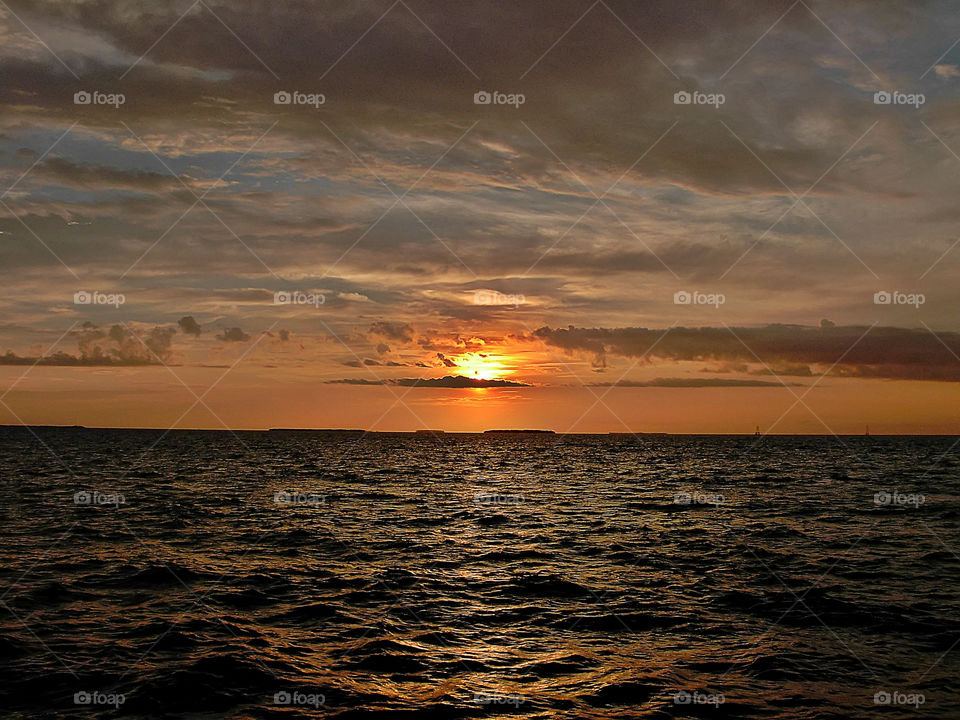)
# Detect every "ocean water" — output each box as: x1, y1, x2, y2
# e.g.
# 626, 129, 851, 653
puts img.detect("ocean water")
1, 428, 958, 719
